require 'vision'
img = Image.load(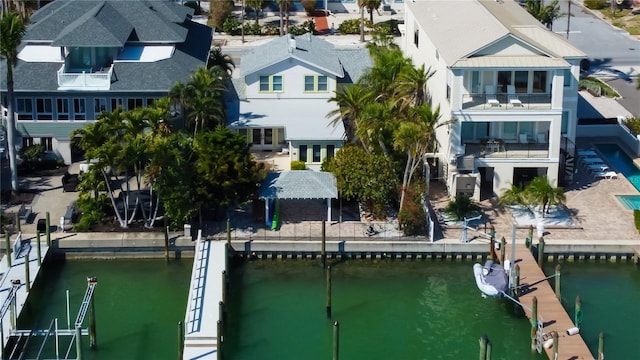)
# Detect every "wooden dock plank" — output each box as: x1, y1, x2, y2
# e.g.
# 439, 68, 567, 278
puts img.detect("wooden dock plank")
509, 244, 593, 360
